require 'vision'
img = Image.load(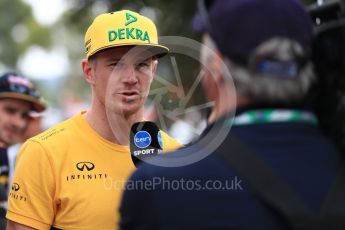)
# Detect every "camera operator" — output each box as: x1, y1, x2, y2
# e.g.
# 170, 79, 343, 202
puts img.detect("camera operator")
309, 0, 345, 153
